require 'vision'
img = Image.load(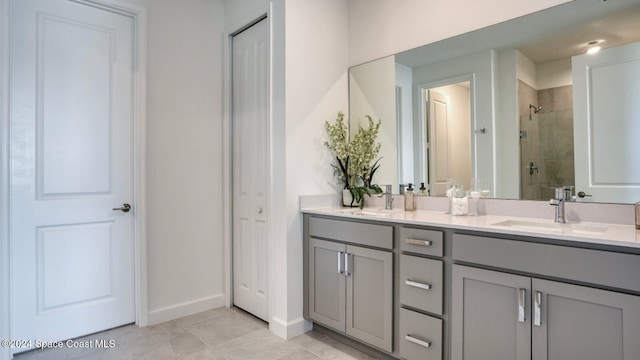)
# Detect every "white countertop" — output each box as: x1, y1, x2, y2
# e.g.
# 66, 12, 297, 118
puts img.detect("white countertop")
301, 207, 640, 250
